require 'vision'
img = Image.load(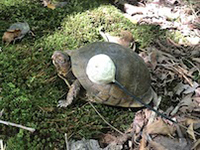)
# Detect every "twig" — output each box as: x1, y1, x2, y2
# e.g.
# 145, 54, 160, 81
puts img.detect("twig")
0, 119, 35, 132
0, 140, 6, 150
0, 109, 4, 118
173, 66, 193, 87
65, 133, 70, 150
89, 102, 124, 135
0, 140, 3, 150
58, 74, 71, 89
